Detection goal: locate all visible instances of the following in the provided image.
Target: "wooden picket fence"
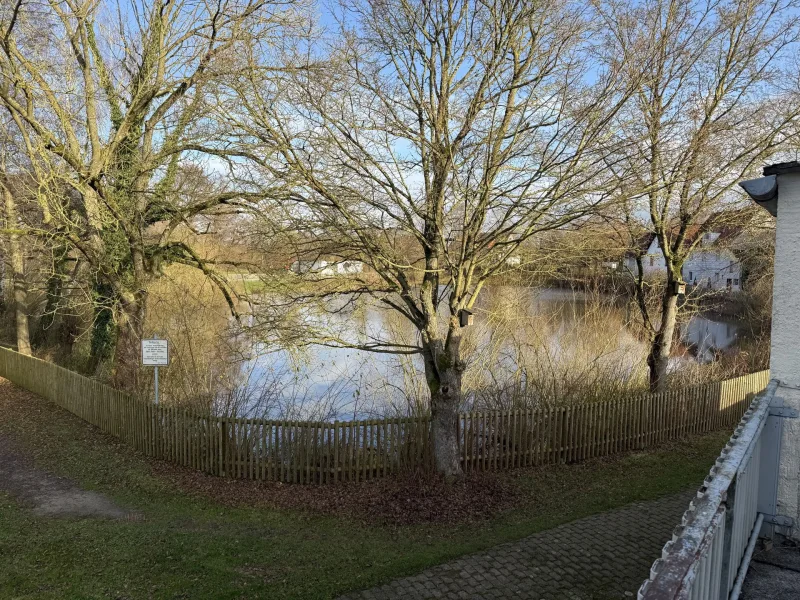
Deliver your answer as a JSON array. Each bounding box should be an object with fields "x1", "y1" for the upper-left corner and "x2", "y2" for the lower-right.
[{"x1": 0, "y1": 347, "x2": 769, "y2": 484}]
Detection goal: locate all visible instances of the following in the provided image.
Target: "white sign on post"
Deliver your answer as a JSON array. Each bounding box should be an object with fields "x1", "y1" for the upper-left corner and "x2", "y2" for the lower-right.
[
  {"x1": 142, "y1": 337, "x2": 169, "y2": 405},
  {"x1": 141, "y1": 338, "x2": 169, "y2": 366}
]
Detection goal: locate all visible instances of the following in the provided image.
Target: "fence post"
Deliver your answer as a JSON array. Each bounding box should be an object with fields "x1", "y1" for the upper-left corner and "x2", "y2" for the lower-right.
[{"x1": 221, "y1": 418, "x2": 229, "y2": 478}]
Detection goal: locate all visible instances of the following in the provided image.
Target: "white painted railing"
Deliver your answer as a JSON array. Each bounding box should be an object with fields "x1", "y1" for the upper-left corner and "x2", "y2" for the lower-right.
[{"x1": 638, "y1": 380, "x2": 793, "y2": 600}]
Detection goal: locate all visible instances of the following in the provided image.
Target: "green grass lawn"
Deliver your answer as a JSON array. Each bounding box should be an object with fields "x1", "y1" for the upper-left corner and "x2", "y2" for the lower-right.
[
  {"x1": 0, "y1": 384, "x2": 730, "y2": 600},
  {"x1": 242, "y1": 279, "x2": 269, "y2": 294}
]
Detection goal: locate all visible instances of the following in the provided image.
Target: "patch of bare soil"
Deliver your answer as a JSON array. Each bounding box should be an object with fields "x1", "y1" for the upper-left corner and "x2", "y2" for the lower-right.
[{"x1": 0, "y1": 433, "x2": 137, "y2": 520}]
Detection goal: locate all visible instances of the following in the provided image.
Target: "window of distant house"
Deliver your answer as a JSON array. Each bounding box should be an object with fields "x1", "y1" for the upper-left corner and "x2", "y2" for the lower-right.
[
  {"x1": 689, "y1": 271, "x2": 693, "y2": 281},
  {"x1": 649, "y1": 256, "x2": 654, "y2": 266},
  {"x1": 727, "y1": 278, "x2": 732, "y2": 289},
  {"x1": 734, "y1": 278, "x2": 739, "y2": 286}
]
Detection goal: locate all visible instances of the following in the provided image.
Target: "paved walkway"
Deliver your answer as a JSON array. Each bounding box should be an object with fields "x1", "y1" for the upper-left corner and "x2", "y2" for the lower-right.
[{"x1": 339, "y1": 491, "x2": 695, "y2": 600}]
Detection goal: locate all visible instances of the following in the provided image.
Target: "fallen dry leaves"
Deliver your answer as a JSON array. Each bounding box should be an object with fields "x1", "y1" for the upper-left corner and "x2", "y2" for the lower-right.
[{"x1": 150, "y1": 462, "x2": 520, "y2": 527}]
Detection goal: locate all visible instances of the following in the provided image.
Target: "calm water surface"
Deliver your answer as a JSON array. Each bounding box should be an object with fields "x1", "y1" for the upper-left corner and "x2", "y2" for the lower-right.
[{"x1": 235, "y1": 288, "x2": 743, "y2": 420}]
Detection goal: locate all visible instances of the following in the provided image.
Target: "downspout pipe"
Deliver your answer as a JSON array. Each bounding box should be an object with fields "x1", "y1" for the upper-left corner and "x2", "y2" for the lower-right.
[{"x1": 729, "y1": 513, "x2": 765, "y2": 600}]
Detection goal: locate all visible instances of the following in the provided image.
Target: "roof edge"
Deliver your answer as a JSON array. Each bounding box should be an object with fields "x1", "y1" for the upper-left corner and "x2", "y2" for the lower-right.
[
  {"x1": 739, "y1": 175, "x2": 778, "y2": 217},
  {"x1": 763, "y1": 161, "x2": 800, "y2": 176}
]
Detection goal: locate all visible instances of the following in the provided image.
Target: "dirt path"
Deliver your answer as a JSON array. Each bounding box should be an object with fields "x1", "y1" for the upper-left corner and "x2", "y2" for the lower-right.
[{"x1": 0, "y1": 433, "x2": 137, "y2": 519}]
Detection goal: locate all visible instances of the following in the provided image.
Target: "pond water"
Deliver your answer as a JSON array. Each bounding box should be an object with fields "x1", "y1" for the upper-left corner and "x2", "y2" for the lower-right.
[
  {"x1": 232, "y1": 288, "x2": 743, "y2": 421},
  {"x1": 681, "y1": 315, "x2": 742, "y2": 362}
]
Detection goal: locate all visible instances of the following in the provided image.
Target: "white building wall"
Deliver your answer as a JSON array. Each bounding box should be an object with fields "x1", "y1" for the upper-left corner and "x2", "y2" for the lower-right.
[
  {"x1": 642, "y1": 239, "x2": 668, "y2": 275},
  {"x1": 770, "y1": 171, "x2": 800, "y2": 535},
  {"x1": 683, "y1": 249, "x2": 741, "y2": 291},
  {"x1": 625, "y1": 239, "x2": 668, "y2": 276},
  {"x1": 290, "y1": 259, "x2": 363, "y2": 277},
  {"x1": 625, "y1": 238, "x2": 742, "y2": 291},
  {"x1": 336, "y1": 261, "x2": 364, "y2": 275},
  {"x1": 681, "y1": 317, "x2": 739, "y2": 362}
]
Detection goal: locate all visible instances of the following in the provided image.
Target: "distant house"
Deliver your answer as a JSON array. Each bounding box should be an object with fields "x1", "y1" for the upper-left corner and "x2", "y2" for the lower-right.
[
  {"x1": 624, "y1": 230, "x2": 743, "y2": 292},
  {"x1": 289, "y1": 258, "x2": 364, "y2": 277}
]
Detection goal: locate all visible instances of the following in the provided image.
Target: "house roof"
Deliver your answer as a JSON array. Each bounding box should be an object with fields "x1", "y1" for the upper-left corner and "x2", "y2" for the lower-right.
[
  {"x1": 625, "y1": 207, "x2": 758, "y2": 257},
  {"x1": 698, "y1": 206, "x2": 759, "y2": 245},
  {"x1": 763, "y1": 161, "x2": 800, "y2": 176},
  {"x1": 630, "y1": 232, "x2": 657, "y2": 254}
]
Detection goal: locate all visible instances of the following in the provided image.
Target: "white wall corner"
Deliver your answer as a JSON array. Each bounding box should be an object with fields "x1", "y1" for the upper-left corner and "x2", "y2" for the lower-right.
[
  {"x1": 770, "y1": 172, "x2": 800, "y2": 388},
  {"x1": 769, "y1": 170, "x2": 800, "y2": 534},
  {"x1": 777, "y1": 386, "x2": 800, "y2": 533}
]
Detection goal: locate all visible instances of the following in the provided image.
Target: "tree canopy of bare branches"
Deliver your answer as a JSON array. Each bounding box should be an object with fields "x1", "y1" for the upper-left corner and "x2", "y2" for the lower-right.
[
  {"x1": 603, "y1": 0, "x2": 800, "y2": 390},
  {"x1": 0, "y1": 0, "x2": 302, "y2": 383},
  {"x1": 1, "y1": 0, "x2": 798, "y2": 478},
  {"x1": 221, "y1": 0, "x2": 640, "y2": 475}
]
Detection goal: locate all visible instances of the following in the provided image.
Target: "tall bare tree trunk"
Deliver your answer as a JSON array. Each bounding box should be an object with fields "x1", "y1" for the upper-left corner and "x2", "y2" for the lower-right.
[
  {"x1": 428, "y1": 368, "x2": 463, "y2": 476},
  {"x1": 647, "y1": 286, "x2": 679, "y2": 392},
  {"x1": 111, "y1": 293, "x2": 146, "y2": 390},
  {"x1": 1, "y1": 257, "x2": 13, "y2": 310},
  {"x1": 422, "y1": 321, "x2": 464, "y2": 478},
  {"x1": 2, "y1": 183, "x2": 31, "y2": 355},
  {"x1": 31, "y1": 244, "x2": 69, "y2": 350}
]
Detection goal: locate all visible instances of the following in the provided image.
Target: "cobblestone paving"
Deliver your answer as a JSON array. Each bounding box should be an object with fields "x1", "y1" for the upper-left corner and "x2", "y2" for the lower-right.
[{"x1": 339, "y1": 491, "x2": 695, "y2": 600}]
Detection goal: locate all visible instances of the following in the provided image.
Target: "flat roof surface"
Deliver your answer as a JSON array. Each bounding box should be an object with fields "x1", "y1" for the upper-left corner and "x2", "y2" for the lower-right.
[{"x1": 741, "y1": 540, "x2": 800, "y2": 599}]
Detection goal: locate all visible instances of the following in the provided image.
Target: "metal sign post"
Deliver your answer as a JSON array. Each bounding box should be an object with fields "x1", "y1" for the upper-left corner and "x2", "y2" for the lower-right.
[
  {"x1": 155, "y1": 361, "x2": 159, "y2": 406},
  {"x1": 141, "y1": 335, "x2": 169, "y2": 404}
]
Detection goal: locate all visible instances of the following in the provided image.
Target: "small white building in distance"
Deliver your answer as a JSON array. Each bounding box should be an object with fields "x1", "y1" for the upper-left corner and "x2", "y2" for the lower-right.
[
  {"x1": 625, "y1": 230, "x2": 743, "y2": 292},
  {"x1": 290, "y1": 258, "x2": 364, "y2": 277}
]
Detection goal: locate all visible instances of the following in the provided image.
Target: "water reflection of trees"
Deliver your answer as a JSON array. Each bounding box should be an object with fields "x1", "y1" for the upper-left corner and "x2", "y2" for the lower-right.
[
  {"x1": 149, "y1": 280, "x2": 760, "y2": 420},
  {"x1": 241, "y1": 287, "x2": 655, "y2": 418},
  {"x1": 463, "y1": 287, "x2": 650, "y2": 409}
]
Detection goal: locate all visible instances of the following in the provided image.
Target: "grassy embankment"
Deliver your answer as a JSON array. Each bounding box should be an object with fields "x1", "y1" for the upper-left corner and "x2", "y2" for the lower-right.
[{"x1": 0, "y1": 381, "x2": 729, "y2": 600}]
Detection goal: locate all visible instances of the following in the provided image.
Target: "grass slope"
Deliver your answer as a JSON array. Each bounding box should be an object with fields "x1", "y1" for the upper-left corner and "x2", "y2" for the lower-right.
[{"x1": 0, "y1": 380, "x2": 729, "y2": 599}]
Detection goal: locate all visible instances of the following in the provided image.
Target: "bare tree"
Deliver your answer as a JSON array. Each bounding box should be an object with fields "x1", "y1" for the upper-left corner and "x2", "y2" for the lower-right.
[
  {"x1": 0, "y1": 0, "x2": 300, "y2": 385},
  {"x1": 222, "y1": 0, "x2": 637, "y2": 475},
  {"x1": 603, "y1": 0, "x2": 800, "y2": 391},
  {"x1": 0, "y1": 140, "x2": 31, "y2": 355}
]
